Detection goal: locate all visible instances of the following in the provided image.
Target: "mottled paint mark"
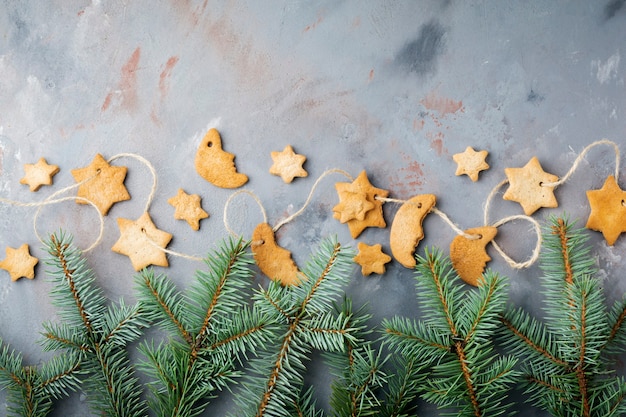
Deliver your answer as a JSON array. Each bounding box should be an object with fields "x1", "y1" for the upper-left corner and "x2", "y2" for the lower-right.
[
  {"x1": 159, "y1": 56, "x2": 179, "y2": 99},
  {"x1": 303, "y1": 12, "x2": 325, "y2": 33},
  {"x1": 396, "y1": 20, "x2": 445, "y2": 76},
  {"x1": 413, "y1": 118, "x2": 425, "y2": 131},
  {"x1": 527, "y1": 88, "x2": 544, "y2": 104},
  {"x1": 101, "y1": 47, "x2": 141, "y2": 113},
  {"x1": 605, "y1": 0, "x2": 626, "y2": 19},
  {"x1": 428, "y1": 132, "x2": 445, "y2": 156},
  {"x1": 388, "y1": 152, "x2": 426, "y2": 198},
  {"x1": 420, "y1": 90, "x2": 463, "y2": 116},
  {"x1": 368, "y1": 69, "x2": 375, "y2": 82},
  {"x1": 352, "y1": 16, "x2": 361, "y2": 28}
]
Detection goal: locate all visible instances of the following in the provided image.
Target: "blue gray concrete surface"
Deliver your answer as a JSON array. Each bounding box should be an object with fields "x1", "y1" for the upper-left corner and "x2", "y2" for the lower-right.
[{"x1": 1, "y1": 1, "x2": 626, "y2": 415}]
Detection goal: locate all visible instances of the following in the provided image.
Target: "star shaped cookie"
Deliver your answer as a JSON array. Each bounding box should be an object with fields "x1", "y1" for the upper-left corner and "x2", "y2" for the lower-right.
[
  {"x1": 332, "y1": 190, "x2": 375, "y2": 223},
  {"x1": 269, "y1": 145, "x2": 308, "y2": 183},
  {"x1": 0, "y1": 244, "x2": 38, "y2": 281},
  {"x1": 452, "y1": 147, "x2": 489, "y2": 182},
  {"x1": 586, "y1": 175, "x2": 626, "y2": 245},
  {"x1": 503, "y1": 156, "x2": 559, "y2": 215},
  {"x1": 112, "y1": 212, "x2": 173, "y2": 271},
  {"x1": 19, "y1": 157, "x2": 60, "y2": 191},
  {"x1": 333, "y1": 171, "x2": 389, "y2": 238},
  {"x1": 71, "y1": 154, "x2": 131, "y2": 215},
  {"x1": 167, "y1": 189, "x2": 209, "y2": 231},
  {"x1": 353, "y1": 242, "x2": 391, "y2": 276}
]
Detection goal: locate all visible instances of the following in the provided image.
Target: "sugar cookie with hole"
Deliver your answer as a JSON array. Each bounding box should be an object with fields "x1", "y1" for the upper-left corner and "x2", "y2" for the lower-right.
[
  {"x1": 195, "y1": 128, "x2": 248, "y2": 188},
  {"x1": 251, "y1": 223, "x2": 303, "y2": 286},
  {"x1": 390, "y1": 194, "x2": 436, "y2": 268},
  {"x1": 450, "y1": 226, "x2": 497, "y2": 286}
]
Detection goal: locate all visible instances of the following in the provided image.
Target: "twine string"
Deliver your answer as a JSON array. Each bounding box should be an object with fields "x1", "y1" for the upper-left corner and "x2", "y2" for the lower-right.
[
  {"x1": 542, "y1": 139, "x2": 620, "y2": 188},
  {"x1": 273, "y1": 168, "x2": 353, "y2": 232},
  {"x1": 0, "y1": 175, "x2": 104, "y2": 252},
  {"x1": 490, "y1": 214, "x2": 542, "y2": 270},
  {"x1": 223, "y1": 189, "x2": 268, "y2": 237}
]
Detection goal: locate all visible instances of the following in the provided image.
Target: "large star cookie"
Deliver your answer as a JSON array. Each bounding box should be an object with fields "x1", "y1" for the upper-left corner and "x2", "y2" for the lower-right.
[
  {"x1": 269, "y1": 145, "x2": 308, "y2": 183},
  {"x1": 0, "y1": 244, "x2": 38, "y2": 281},
  {"x1": 20, "y1": 157, "x2": 60, "y2": 191},
  {"x1": 503, "y1": 156, "x2": 558, "y2": 215},
  {"x1": 452, "y1": 147, "x2": 489, "y2": 182},
  {"x1": 333, "y1": 171, "x2": 388, "y2": 238},
  {"x1": 353, "y1": 242, "x2": 391, "y2": 276},
  {"x1": 71, "y1": 154, "x2": 131, "y2": 215},
  {"x1": 112, "y1": 212, "x2": 173, "y2": 271},
  {"x1": 167, "y1": 189, "x2": 209, "y2": 231},
  {"x1": 586, "y1": 175, "x2": 626, "y2": 245}
]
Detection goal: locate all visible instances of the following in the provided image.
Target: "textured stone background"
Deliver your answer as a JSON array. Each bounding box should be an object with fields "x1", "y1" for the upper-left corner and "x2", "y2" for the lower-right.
[{"x1": 1, "y1": 1, "x2": 626, "y2": 415}]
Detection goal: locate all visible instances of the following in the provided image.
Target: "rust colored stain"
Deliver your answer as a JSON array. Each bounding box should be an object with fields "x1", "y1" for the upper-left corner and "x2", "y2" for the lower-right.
[
  {"x1": 427, "y1": 131, "x2": 446, "y2": 156},
  {"x1": 404, "y1": 160, "x2": 425, "y2": 188},
  {"x1": 388, "y1": 153, "x2": 426, "y2": 198},
  {"x1": 303, "y1": 12, "x2": 325, "y2": 33},
  {"x1": 159, "y1": 56, "x2": 179, "y2": 99},
  {"x1": 420, "y1": 90, "x2": 463, "y2": 116},
  {"x1": 101, "y1": 47, "x2": 141, "y2": 113},
  {"x1": 369, "y1": 69, "x2": 375, "y2": 82},
  {"x1": 413, "y1": 118, "x2": 425, "y2": 131}
]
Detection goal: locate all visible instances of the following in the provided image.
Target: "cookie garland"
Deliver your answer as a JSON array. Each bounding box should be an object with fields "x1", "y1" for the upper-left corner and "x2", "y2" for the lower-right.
[{"x1": 496, "y1": 139, "x2": 623, "y2": 245}]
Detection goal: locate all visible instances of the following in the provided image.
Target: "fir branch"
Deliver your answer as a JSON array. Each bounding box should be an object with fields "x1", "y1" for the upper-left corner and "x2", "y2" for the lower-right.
[
  {"x1": 44, "y1": 232, "x2": 148, "y2": 417},
  {"x1": 379, "y1": 356, "x2": 426, "y2": 417},
  {"x1": 235, "y1": 238, "x2": 355, "y2": 417},
  {"x1": 384, "y1": 248, "x2": 516, "y2": 416},
  {"x1": 499, "y1": 216, "x2": 626, "y2": 416}
]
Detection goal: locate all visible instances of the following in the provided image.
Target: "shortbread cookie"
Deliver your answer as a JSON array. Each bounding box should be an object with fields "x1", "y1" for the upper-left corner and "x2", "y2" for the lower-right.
[
  {"x1": 195, "y1": 128, "x2": 248, "y2": 189},
  {"x1": 353, "y1": 242, "x2": 391, "y2": 276},
  {"x1": 251, "y1": 222, "x2": 302, "y2": 286},
  {"x1": 452, "y1": 147, "x2": 489, "y2": 182},
  {"x1": 586, "y1": 175, "x2": 626, "y2": 245},
  {"x1": 450, "y1": 226, "x2": 497, "y2": 286},
  {"x1": 389, "y1": 194, "x2": 436, "y2": 268},
  {"x1": 20, "y1": 157, "x2": 60, "y2": 191},
  {"x1": 0, "y1": 244, "x2": 38, "y2": 281},
  {"x1": 269, "y1": 145, "x2": 308, "y2": 183},
  {"x1": 71, "y1": 154, "x2": 130, "y2": 215},
  {"x1": 112, "y1": 212, "x2": 173, "y2": 271},
  {"x1": 167, "y1": 188, "x2": 209, "y2": 231}
]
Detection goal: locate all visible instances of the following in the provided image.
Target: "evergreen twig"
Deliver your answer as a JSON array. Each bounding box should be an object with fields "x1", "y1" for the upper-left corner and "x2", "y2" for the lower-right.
[
  {"x1": 499, "y1": 215, "x2": 626, "y2": 416},
  {"x1": 384, "y1": 248, "x2": 517, "y2": 416}
]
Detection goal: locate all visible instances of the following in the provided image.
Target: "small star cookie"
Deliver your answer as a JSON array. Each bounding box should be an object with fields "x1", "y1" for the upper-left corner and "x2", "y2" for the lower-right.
[
  {"x1": 167, "y1": 189, "x2": 209, "y2": 231},
  {"x1": 503, "y1": 156, "x2": 558, "y2": 215},
  {"x1": 0, "y1": 244, "x2": 38, "y2": 281},
  {"x1": 333, "y1": 171, "x2": 389, "y2": 238},
  {"x1": 71, "y1": 154, "x2": 131, "y2": 215},
  {"x1": 585, "y1": 175, "x2": 626, "y2": 245},
  {"x1": 20, "y1": 158, "x2": 60, "y2": 191},
  {"x1": 332, "y1": 190, "x2": 375, "y2": 223},
  {"x1": 112, "y1": 212, "x2": 173, "y2": 271},
  {"x1": 353, "y1": 242, "x2": 391, "y2": 276},
  {"x1": 452, "y1": 147, "x2": 489, "y2": 182},
  {"x1": 269, "y1": 145, "x2": 308, "y2": 183}
]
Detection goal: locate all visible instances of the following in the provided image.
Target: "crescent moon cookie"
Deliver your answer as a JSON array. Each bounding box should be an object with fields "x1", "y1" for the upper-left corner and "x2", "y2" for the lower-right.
[
  {"x1": 20, "y1": 157, "x2": 60, "y2": 191},
  {"x1": 195, "y1": 128, "x2": 248, "y2": 189},
  {"x1": 251, "y1": 223, "x2": 303, "y2": 286},
  {"x1": 389, "y1": 194, "x2": 436, "y2": 268},
  {"x1": 450, "y1": 226, "x2": 498, "y2": 287},
  {"x1": 333, "y1": 171, "x2": 389, "y2": 238}
]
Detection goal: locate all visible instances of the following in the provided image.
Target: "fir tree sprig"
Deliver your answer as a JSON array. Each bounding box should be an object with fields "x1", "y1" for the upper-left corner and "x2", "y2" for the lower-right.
[
  {"x1": 234, "y1": 237, "x2": 356, "y2": 417},
  {"x1": 0, "y1": 338, "x2": 82, "y2": 417},
  {"x1": 136, "y1": 237, "x2": 280, "y2": 417},
  {"x1": 41, "y1": 232, "x2": 149, "y2": 417},
  {"x1": 383, "y1": 248, "x2": 517, "y2": 417},
  {"x1": 325, "y1": 298, "x2": 387, "y2": 417},
  {"x1": 499, "y1": 216, "x2": 626, "y2": 417}
]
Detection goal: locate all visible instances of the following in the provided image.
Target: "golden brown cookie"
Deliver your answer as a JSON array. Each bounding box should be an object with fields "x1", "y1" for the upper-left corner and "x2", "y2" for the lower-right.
[
  {"x1": 503, "y1": 156, "x2": 558, "y2": 215},
  {"x1": 0, "y1": 244, "x2": 38, "y2": 281},
  {"x1": 20, "y1": 157, "x2": 60, "y2": 191},
  {"x1": 353, "y1": 242, "x2": 392, "y2": 276},
  {"x1": 333, "y1": 190, "x2": 374, "y2": 223},
  {"x1": 251, "y1": 222, "x2": 303, "y2": 286},
  {"x1": 450, "y1": 226, "x2": 497, "y2": 286},
  {"x1": 71, "y1": 154, "x2": 131, "y2": 215},
  {"x1": 195, "y1": 128, "x2": 248, "y2": 189},
  {"x1": 111, "y1": 212, "x2": 173, "y2": 271},
  {"x1": 389, "y1": 194, "x2": 436, "y2": 268},
  {"x1": 167, "y1": 188, "x2": 209, "y2": 231},
  {"x1": 585, "y1": 175, "x2": 626, "y2": 245},
  {"x1": 269, "y1": 145, "x2": 308, "y2": 183},
  {"x1": 452, "y1": 146, "x2": 489, "y2": 182},
  {"x1": 333, "y1": 171, "x2": 388, "y2": 238}
]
